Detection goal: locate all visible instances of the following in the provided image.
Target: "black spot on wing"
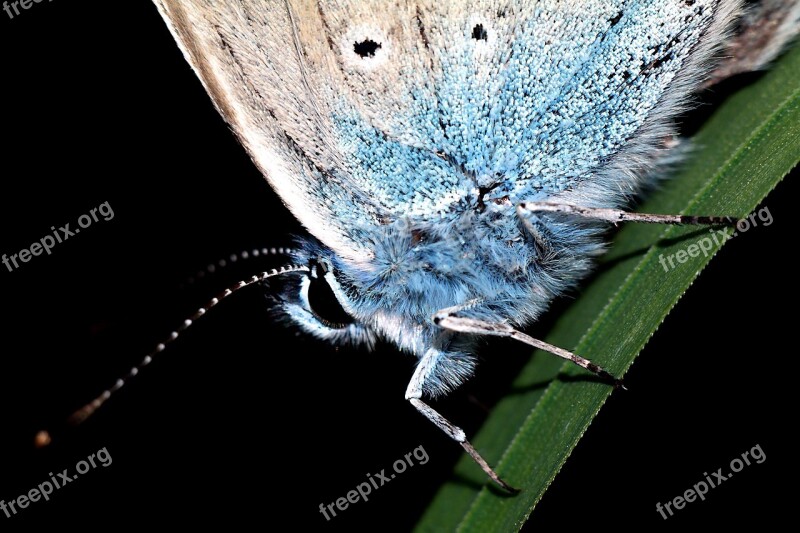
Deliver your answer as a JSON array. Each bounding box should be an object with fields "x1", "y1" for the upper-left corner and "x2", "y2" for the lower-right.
[
  {"x1": 472, "y1": 24, "x2": 488, "y2": 41},
  {"x1": 354, "y1": 39, "x2": 382, "y2": 58}
]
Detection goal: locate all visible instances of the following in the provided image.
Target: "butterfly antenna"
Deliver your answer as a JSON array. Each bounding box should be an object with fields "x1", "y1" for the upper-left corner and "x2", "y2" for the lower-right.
[
  {"x1": 36, "y1": 263, "x2": 309, "y2": 448},
  {"x1": 181, "y1": 246, "x2": 294, "y2": 288}
]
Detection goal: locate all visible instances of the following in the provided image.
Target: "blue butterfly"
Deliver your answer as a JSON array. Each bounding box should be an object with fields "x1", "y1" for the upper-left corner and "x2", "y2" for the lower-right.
[{"x1": 60, "y1": 0, "x2": 799, "y2": 491}]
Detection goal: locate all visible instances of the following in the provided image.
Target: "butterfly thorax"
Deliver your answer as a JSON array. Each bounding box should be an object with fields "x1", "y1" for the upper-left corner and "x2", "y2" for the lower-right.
[{"x1": 316, "y1": 200, "x2": 604, "y2": 357}]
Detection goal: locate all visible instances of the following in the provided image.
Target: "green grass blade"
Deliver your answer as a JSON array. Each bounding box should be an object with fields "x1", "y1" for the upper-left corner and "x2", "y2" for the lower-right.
[{"x1": 415, "y1": 44, "x2": 800, "y2": 533}]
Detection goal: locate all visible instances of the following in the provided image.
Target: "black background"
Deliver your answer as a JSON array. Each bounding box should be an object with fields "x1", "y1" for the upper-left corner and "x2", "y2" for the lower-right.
[{"x1": 0, "y1": 2, "x2": 794, "y2": 531}]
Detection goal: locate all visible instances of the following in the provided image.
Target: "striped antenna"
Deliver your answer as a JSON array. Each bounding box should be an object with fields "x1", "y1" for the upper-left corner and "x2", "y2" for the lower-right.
[
  {"x1": 181, "y1": 247, "x2": 295, "y2": 288},
  {"x1": 36, "y1": 263, "x2": 309, "y2": 447}
]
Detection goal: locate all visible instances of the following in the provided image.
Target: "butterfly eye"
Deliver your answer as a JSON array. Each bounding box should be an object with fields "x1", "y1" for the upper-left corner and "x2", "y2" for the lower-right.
[
  {"x1": 472, "y1": 24, "x2": 488, "y2": 41},
  {"x1": 353, "y1": 39, "x2": 382, "y2": 58},
  {"x1": 304, "y1": 263, "x2": 354, "y2": 329}
]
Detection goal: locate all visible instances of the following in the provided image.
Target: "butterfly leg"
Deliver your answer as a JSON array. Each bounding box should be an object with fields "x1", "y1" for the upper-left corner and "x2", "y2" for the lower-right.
[
  {"x1": 433, "y1": 307, "x2": 623, "y2": 389},
  {"x1": 518, "y1": 202, "x2": 738, "y2": 226},
  {"x1": 406, "y1": 348, "x2": 519, "y2": 493}
]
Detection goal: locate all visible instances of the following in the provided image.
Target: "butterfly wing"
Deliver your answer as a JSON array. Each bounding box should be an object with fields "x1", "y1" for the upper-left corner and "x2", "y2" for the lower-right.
[
  {"x1": 154, "y1": 1, "x2": 740, "y2": 262},
  {"x1": 154, "y1": 1, "x2": 391, "y2": 262},
  {"x1": 301, "y1": 0, "x2": 740, "y2": 207}
]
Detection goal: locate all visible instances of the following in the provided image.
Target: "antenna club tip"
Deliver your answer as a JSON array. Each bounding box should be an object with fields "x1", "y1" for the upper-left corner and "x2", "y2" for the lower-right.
[{"x1": 34, "y1": 430, "x2": 52, "y2": 448}]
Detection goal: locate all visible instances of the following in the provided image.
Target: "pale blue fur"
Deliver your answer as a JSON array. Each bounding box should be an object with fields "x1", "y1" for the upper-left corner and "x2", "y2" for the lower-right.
[
  {"x1": 285, "y1": 209, "x2": 603, "y2": 395},
  {"x1": 269, "y1": 0, "x2": 745, "y2": 397}
]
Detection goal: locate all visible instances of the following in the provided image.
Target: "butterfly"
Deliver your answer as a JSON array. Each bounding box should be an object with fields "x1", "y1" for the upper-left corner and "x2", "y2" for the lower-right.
[{"x1": 53, "y1": 0, "x2": 799, "y2": 492}]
